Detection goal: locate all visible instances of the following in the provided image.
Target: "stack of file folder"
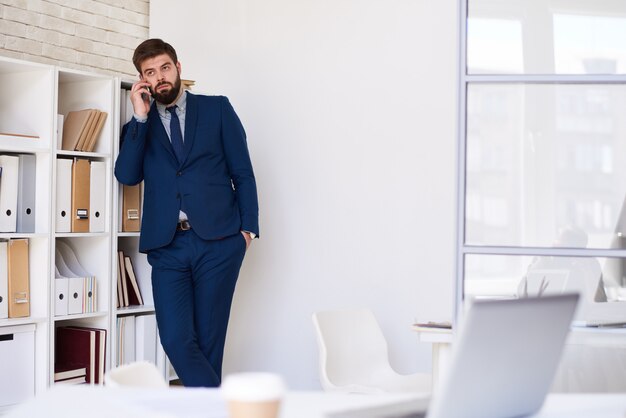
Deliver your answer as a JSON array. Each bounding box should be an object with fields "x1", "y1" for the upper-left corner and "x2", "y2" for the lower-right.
[
  {"x1": 0, "y1": 239, "x2": 30, "y2": 319},
  {"x1": 116, "y1": 251, "x2": 143, "y2": 308},
  {"x1": 116, "y1": 314, "x2": 157, "y2": 367},
  {"x1": 54, "y1": 240, "x2": 97, "y2": 316},
  {"x1": 55, "y1": 326, "x2": 106, "y2": 385},
  {"x1": 61, "y1": 109, "x2": 107, "y2": 152},
  {"x1": 56, "y1": 158, "x2": 106, "y2": 233},
  {"x1": 0, "y1": 154, "x2": 37, "y2": 233}
]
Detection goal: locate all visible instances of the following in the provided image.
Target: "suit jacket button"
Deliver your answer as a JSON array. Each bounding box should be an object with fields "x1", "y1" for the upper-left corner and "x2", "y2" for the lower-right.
[{"x1": 177, "y1": 171, "x2": 182, "y2": 176}]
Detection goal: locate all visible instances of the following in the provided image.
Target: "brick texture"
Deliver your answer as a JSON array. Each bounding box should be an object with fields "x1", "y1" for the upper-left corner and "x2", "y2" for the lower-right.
[{"x1": 0, "y1": 0, "x2": 148, "y2": 76}]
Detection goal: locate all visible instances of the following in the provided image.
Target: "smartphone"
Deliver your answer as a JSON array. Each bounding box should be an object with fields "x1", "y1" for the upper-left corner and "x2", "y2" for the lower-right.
[{"x1": 141, "y1": 85, "x2": 152, "y2": 101}]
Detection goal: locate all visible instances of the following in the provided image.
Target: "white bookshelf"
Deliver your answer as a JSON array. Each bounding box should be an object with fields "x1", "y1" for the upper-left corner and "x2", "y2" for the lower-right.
[
  {"x1": 50, "y1": 67, "x2": 115, "y2": 388},
  {"x1": 0, "y1": 56, "x2": 166, "y2": 407}
]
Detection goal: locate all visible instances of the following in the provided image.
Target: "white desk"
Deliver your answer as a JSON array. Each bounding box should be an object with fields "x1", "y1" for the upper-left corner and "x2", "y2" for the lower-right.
[
  {"x1": 411, "y1": 325, "x2": 453, "y2": 391},
  {"x1": 4, "y1": 386, "x2": 626, "y2": 418},
  {"x1": 412, "y1": 325, "x2": 626, "y2": 393}
]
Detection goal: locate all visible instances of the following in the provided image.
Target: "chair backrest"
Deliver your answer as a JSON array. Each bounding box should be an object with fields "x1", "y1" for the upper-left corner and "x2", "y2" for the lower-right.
[
  {"x1": 104, "y1": 361, "x2": 168, "y2": 388},
  {"x1": 312, "y1": 309, "x2": 390, "y2": 388}
]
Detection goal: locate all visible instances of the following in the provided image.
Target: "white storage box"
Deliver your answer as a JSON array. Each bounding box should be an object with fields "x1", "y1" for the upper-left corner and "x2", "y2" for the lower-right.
[{"x1": 0, "y1": 324, "x2": 35, "y2": 406}]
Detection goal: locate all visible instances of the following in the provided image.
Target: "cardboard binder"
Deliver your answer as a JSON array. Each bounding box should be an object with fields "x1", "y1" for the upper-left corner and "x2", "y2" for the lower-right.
[
  {"x1": 77, "y1": 110, "x2": 99, "y2": 152},
  {"x1": 74, "y1": 110, "x2": 97, "y2": 152},
  {"x1": 0, "y1": 155, "x2": 19, "y2": 232},
  {"x1": 83, "y1": 111, "x2": 107, "y2": 152},
  {"x1": 71, "y1": 158, "x2": 90, "y2": 233},
  {"x1": 56, "y1": 159, "x2": 72, "y2": 233},
  {"x1": 122, "y1": 183, "x2": 141, "y2": 232},
  {"x1": 61, "y1": 110, "x2": 92, "y2": 151},
  {"x1": 17, "y1": 154, "x2": 36, "y2": 233},
  {"x1": 7, "y1": 239, "x2": 29, "y2": 318},
  {"x1": 89, "y1": 161, "x2": 105, "y2": 232},
  {"x1": 0, "y1": 242, "x2": 7, "y2": 319}
]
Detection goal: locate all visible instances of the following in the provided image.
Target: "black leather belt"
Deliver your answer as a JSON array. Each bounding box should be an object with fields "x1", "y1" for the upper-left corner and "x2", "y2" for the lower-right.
[{"x1": 176, "y1": 220, "x2": 191, "y2": 231}]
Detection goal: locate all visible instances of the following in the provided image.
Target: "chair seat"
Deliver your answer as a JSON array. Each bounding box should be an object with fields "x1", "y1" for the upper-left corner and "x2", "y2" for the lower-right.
[{"x1": 312, "y1": 309, "x2": 432, "y2": 394}]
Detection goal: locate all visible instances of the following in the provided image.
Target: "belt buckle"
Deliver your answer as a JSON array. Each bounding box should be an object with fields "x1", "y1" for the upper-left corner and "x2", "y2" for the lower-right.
[{"x1": 178, "y1": 220, "x2": 191, "y2": 231}]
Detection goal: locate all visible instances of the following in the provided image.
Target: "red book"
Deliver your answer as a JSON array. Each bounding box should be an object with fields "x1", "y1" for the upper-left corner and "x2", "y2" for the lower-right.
[
  {"x1": 124, "y1": 256, "x2": 143, "y2": 306},
  {"x1": 55, "y1": 327, "x2": 96, "y2": 384},
  {"x1": 65, "y1": 326, "x2": 107, "y2": 384}
]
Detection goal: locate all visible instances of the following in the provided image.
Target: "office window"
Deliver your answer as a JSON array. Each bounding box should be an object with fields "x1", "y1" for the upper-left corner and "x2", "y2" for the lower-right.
[
  {"x1": 467, "y1": 0, "x2": 626, "y2": 74},
  {"x1": 466, "y1": 83, "x2": 626, "y2": 249},
  {"x1": 459, "y1": 0, "x2": 626, "y2": 323}
]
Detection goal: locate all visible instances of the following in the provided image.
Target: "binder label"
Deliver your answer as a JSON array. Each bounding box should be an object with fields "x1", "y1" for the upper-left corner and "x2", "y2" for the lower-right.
[{"x1": 76, "y1": 209, "x2": 88, "y2": 219}]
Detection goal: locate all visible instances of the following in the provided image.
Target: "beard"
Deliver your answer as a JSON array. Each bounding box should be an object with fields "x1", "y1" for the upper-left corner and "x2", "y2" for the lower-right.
[{"x1": 152, "y1": 73, "x2": 182, "y2": 105}]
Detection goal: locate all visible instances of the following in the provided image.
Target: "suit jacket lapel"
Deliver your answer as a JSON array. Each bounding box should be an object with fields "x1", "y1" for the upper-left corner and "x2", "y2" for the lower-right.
[{"x1": 181, "y1": 92, "x2": 198, "y2": 165}]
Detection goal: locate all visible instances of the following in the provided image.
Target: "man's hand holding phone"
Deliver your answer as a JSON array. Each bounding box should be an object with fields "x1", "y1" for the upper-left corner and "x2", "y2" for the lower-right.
[{"x1": 130, "y1": 80, "x2": 152, "y2": 119}]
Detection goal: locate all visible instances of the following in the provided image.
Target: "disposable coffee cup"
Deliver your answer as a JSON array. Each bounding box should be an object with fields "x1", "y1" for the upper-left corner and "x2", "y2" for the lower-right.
[{"x1": 221, "y1": 372, "x2": 285, "y2": 418}]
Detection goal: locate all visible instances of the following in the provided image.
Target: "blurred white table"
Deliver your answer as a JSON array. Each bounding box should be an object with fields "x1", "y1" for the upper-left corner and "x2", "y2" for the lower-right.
[
  {"x1": 411, "y1": 324, "x2": 453, "y2": 391},
  {"x1": 412, "y1": 323, "x2": 626, "y2": 393},
  {"x1": 4, "y1": 386, "x2": 626, "y2": 418}
]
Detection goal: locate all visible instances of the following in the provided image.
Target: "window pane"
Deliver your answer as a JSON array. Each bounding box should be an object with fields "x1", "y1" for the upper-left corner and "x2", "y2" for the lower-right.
[
  {"x1": 468, "y1": 0, "x2": 626, "y2": 74},
  {"x1": 464, "y1": 254, "x2": 626, "y2": 322},
  {"x1": 466, "y1": 83, "x2": 626, "y2": 249}
]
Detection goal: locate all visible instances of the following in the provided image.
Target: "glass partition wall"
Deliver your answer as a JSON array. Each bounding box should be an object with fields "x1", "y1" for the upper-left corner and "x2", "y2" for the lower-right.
[{"x1": 457, "y1": 0, "x2": 626, "y2": 324}]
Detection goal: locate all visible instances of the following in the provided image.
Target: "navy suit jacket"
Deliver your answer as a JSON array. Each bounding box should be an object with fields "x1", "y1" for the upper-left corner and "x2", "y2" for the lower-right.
[{"x1": 114, "y1": 93, "x2": 259, "y2": 253}]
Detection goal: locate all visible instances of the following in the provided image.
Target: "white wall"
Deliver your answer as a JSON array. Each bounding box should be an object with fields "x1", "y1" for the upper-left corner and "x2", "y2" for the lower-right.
[{"x1": 150, "y1": 0, "x2": 458, "y2": 389}]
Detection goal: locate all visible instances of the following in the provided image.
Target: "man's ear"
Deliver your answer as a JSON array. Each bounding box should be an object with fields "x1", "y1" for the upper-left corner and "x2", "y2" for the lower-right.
[{"x1": 176, "y1": 61, "x2": 182, "y2": 74}]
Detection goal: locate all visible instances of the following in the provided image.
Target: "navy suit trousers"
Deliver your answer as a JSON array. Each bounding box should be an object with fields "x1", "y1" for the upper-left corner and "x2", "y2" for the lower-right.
[{"x1": 147, "y1": 230, "x2": 246, "y2": 387}]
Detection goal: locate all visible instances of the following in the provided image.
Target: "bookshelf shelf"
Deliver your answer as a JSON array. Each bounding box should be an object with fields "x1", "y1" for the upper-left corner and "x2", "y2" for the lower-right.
[
  {"x1": 54, "y1": 232, "x2": 110, "y2": 238},
  {"x1": 0, "y1": 139, "x2": 50, "y2": 153},
  {"x1": 0, "y1": 317, "x2": 48, "y2": 327},
  {"x1": 116, "y1": 305, "x2": 156, "y2": 315},
  {"x1": 53, "y1": 311, "x2": 109, "y2": 322},
  {"x1": 117, "y1": 232, "x2": 141, "y2": 238},
  {"x1": 55, "y1": 150, "x2": 110, "y2": 159},
  {"x1": 0, "y1": 233, "x2": 49, "y2": 240}
]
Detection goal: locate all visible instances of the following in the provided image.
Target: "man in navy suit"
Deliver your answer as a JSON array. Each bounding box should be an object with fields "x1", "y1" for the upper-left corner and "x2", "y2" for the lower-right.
[{"x1": 115, "y1": 39, "x2": 258, "y2": 387}]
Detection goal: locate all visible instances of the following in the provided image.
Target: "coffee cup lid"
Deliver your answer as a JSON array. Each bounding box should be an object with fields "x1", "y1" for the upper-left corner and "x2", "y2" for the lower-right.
[{"x1": 221, "y1": 372, "x2": 285, "y2": 401}]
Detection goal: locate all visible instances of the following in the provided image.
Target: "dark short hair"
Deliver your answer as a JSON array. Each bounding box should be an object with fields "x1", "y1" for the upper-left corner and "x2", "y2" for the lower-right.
[{"x1": 132, "y1": 38, "x2": 178, "y2": 74}]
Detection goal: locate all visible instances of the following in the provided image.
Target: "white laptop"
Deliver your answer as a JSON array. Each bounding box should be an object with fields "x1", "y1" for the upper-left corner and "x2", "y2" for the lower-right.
[{"x1": 327, "y1": 294, "x2": 579, "y2": 418}]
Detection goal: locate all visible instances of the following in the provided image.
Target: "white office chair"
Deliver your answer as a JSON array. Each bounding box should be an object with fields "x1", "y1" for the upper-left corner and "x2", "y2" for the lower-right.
[
  {"x1": 104, "y1": 361, "x2": 168, "y2": 388},
  {"x1": 312, "y1": 309, "x2": 431, "y2": 394}
]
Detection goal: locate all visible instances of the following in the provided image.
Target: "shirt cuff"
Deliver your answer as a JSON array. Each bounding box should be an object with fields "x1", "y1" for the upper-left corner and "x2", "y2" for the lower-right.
[
  {"x1": 134, "y1": 114, "x2": 148, "y2": 123},
  {"x1": 242, "y1": 230, "x2": 257, "y2": 239}
]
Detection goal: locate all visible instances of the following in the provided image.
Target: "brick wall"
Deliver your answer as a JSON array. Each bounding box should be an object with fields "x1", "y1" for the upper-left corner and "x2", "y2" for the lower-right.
[{"x1": 0, "y1": 0, "x2": 149, "y2": 77}]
